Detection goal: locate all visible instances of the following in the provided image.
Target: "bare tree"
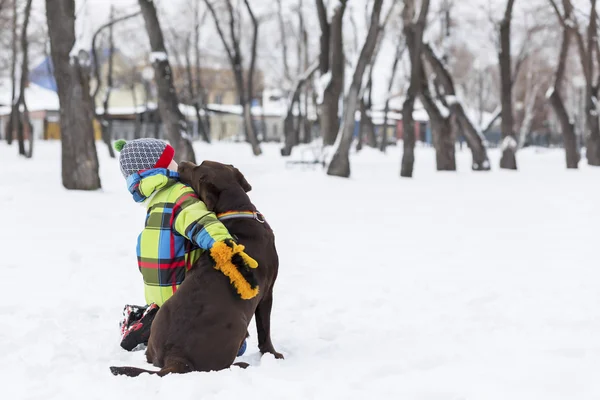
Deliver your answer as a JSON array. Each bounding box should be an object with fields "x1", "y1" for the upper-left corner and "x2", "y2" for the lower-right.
[
  {"x1": 139, "y1": 0, "x2": 196, "y2": 163},
  {"x1": 7, "y1": 0, "x2": 17, "y2": 145},
  {"x1": 14, "y1": 0, "x2": 33, "y2": 158},
  {"x1": 357, "y1": 75, "x2": 376, "y2": 151},
  {"x1": 46, "y1": 0, "x2": 101, "y2": 190},
  {"x1": 298, "y1": 0, "x2": 312, "y2": 144},
  {"x1": 281, "y1": 0, "x2": 315, "y2": 156},
  {"x1": 203, "y1": 0, "x2": 262, "y2": 155},
  {"x1": 548, "y1": 0, "x2": 579, "y2": 168},
  {"x1": 277, "y1": 0, "x2": 292, "y2": 84},
  {"x1": 422, "y1": 43, "x2": 490, "y2": 170},
  {"x1": 190, "y1": 1, "x2": 211, "y2": 143},
  {"x1": 91, "y1": 9, "x2": 140, "y2": 158},
  {"x1": 357, "y1": 2, "x2": 402, "y2": 153},
  {"x1": 576, "y1": 0, "x2": 600, "y2": 165},
  {"x1": 244, "y1": 0, "x2": 260, "y2": 146},
  {"x1": 517, "y1": 68, "x2": 542, "y2": 149},
  {"x1": 400, "y1": 0, "x2": 430, "y2": 178},
  {"x1": 169, "y1": 3, "x2": 212, "y2": 144},
  {"x1": 315, "y1": 0, "x2": 329, "y2": 76},
  {"x1": 317, "y1": 0, "x2": 347, "y2": 146},
  {"x1": 498, "y1": 0, "x2": 518, "y2": 170},
  {"x1": 381, "y1": 43, "x2": 404, "y2": 153},
  {"x1": 327, "y1": 0, "x2": 384, "y2": 178},
  {"x1": 419, "y1": 64, "x2": 456, "y2": 170},
  {"x1": 281, "y1": 62, "x2": 319, "y2": 156}
]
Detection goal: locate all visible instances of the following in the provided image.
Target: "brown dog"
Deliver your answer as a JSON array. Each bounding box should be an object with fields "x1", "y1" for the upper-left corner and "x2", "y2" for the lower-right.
[{"x1": 110, "y1": 161, "x2": 282, "y2": 377}]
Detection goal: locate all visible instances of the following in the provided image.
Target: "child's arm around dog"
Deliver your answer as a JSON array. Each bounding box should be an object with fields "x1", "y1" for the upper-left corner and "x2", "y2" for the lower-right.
[{"x1": 172, "y1": 185, "x2": 232, "y2": 249}]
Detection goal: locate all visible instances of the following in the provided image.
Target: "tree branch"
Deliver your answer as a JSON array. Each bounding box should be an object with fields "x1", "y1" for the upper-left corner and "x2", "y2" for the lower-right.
[
  {"x1": 549, "y1": 0, "x2": 565, "y2": 26},
  {"x1": 91, "y1": 10, "x2": 141, "y2": 103},
  {"x1": 244, "y1": 0, "x2": 259, "y2": 104},
  {"x1": 203, "y1": 0, "x2": 235, "y2": 65},
  {"x1": 277, "y1": 0, "x2": 291, "y2": 83},
  {"x1": 316, "y1": 0, "x2": 330, "y2": 74}
]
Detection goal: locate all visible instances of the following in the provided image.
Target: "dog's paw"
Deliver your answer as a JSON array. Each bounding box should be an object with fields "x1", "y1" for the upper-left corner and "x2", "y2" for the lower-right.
[
  {"x1": 233, "y1": 362, "x2": 250, "y2": 369},
  {"x1": 262, "y1": 350, "x2": 284, "y2": 360}
]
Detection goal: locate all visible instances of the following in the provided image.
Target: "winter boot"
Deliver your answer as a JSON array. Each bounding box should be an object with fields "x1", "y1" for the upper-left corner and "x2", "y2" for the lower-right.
[
  {"x1": 120, "y1": 303, "x2": 159, "y2": 351},
  {"x1": 119, "y1": 304, "x2": 147, "y2": 338}
]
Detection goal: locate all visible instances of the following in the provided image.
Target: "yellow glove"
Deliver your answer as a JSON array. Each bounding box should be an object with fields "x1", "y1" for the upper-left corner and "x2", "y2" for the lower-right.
[{"x1": 210, "y1": 240, "x2": 259, "y2": 300}]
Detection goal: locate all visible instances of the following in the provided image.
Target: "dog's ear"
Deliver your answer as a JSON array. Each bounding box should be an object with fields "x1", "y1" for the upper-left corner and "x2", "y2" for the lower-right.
[{"x1": 233, "y1": 167, "x2": 252, "y2": 193}]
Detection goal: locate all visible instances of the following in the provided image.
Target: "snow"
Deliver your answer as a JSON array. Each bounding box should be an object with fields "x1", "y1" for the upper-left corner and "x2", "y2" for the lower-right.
[
  {"x1": 315, "y1": 72, "x2": 332, "y2": 105},
  {"x1": 592, "y1": 97, "x2": 599, "y2": 113},
  {"x1": 2, "y1": 142, "x2": 600, "y2": 400},
  {"x1": 501, "y1": 136, "x2": 519, "y2": 151},
  {"x1": 180, "y1": 130, "x2": 191, "y2": 141},
  {"x1": 150, "y1": 52, "x2": 168, "y2": 63},
  {"x1": 565, "y1": 17, "x2": 577, "y2": 29},
  {"x1": 0, "y1": 80, "x2": 59, "y2": 113},
  {"x1": 445, "y1": 95, "x2": 458, "y2": 105},
  {"x1": 546, "y1": 87, "x2": 555, "y2": 99},
  {"x1": 435, "y1": 99, "x2": 451, "y2": 118}
]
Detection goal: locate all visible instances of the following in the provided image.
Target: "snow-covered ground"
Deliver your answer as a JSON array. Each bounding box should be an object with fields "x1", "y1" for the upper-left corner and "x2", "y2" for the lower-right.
[{"x1": 2, "y1": 141, "x2": 599, "y2": 400}]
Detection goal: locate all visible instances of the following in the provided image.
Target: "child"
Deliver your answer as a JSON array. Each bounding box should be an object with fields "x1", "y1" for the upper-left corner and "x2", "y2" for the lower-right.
[{"x1": 114, "y1": 138, "x2": 253, "y2": 356}]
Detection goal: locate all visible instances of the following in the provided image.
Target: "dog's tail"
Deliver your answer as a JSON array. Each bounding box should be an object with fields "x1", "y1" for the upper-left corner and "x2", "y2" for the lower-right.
[
  {"x1": 110, "y1": 361, "x2": 249, "y2": 377},
  {"x1": 110, "y1": 362, "x2": 189, "y2": 377},
  {"x1": 110, "y1": 366, "x2": 159, "y2": 377}
]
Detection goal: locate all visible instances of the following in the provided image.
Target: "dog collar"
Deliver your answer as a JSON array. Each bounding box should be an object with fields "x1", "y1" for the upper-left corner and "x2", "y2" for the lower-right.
[{"x1": 217, "y1": 211, "x2": 265, "y2": 224}]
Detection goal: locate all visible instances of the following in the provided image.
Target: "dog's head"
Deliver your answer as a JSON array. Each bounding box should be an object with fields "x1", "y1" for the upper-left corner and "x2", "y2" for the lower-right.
[{"x1": 178, "y1": 160, "x2": 252, "y2": 211}]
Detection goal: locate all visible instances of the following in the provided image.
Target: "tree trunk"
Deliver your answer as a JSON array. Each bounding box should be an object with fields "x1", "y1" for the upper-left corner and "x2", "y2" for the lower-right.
[
  {"x1": 131, "y1": 79, "x2": 142, "y2": 139},
  {"x1": 585, "y1": 0, "x2": 600, "y2": 165},
  {"x1": 138, "y1": 0, "x2": 196, "y2": 163},
  {"x1": 381, "y1": 44, "x2": 404, "y2": 153},
  {"x1": 363, "y1": 75, "x2": 377, "y2": 148},
  {"x1": 549, "y1": 89, "x2": 579, "y2": 168},
  {"x1": 101, "y1": 5, "x2": 116, "y2": 159},
  {"x1": 315, "y1": 0, "x2": 330, "y2": 76},
  {"x1": 191, "y1": 4, "x2": 210, "y2": 144},
  {"x1": 16, "y1": 0, "x2": 34, "y2": 158},
  {"x1": 204, "y1": 0, "x2": 261, "y2": 155},
  {"x1": 7, "y1": 0, "x2": 17, "y2": 145},
  {"x1": 400, "y1": 0, "x2": 430, "y2": 178},
  {"x1": 277, "y1": 0, "x2": 291, "y2": 83},
  {"x1": 301, "y1": 6, "x2": 311, "y2": 144},
  {"x1": 419, "y1": 66, "x2": 455, "y2": 171},
  {"x1": 422, "y1": 43, "x2": 490, "y2": 170},
  {"x1": 243, "y1": 0, "x2": 262, "y2": 155},
  {"x1": 184, "y1": 36, "x2": 210, "y2": 143},
  {"x1": 356, "y1": 97, "x2": 365, "y2": 152},
  {"x1": 499, "y1": 0, "x2": 517, "y2": 170},
  {"x1": 91, "y1": 10, "x2": 139, "y2": 157},
  {"x1": 321, "y1": 1, "x2": 346, "y2": 146},
  {"x1": 327, "y1": 0, "x2": 384, "y2": 178},
  {"x1": 46, "y1": 0, "x2": 101, "y2": 190}
]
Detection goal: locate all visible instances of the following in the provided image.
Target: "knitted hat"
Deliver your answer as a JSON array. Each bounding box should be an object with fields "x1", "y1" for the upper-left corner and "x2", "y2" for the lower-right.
[{"x1": 113, "y1": 138, "x2": 175, "y2": 178}]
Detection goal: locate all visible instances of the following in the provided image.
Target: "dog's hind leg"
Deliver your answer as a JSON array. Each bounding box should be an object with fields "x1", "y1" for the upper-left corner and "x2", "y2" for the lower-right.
[
  {"x1": 233, "y1": 362, "x2": 250, "y2": 369},
  {"x1": 254, "y1": 290, "x2": 284, "y2": 360},
  {"x1": 156, "y1": 361, "x2": 191, "y2": 377}
]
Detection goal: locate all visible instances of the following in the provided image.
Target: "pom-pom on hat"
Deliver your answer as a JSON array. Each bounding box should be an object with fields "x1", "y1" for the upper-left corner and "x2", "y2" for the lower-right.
[{"x1": 113, "y1": 138, "x2": 175, "y2": 178}]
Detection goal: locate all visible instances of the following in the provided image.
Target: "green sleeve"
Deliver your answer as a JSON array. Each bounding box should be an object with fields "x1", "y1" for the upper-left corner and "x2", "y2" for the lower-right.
[{"x1": 173, "y1": 191, "x2": 232, "y2": 249}]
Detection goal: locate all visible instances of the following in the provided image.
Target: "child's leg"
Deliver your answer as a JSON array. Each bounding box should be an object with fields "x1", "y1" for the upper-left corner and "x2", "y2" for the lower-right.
[
  {"x1": 120, "y1": 303, "x2": 159, "y2": 351},
  {"x1": 119, "y1": 304, "x2": 148, "y2": 337}
]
